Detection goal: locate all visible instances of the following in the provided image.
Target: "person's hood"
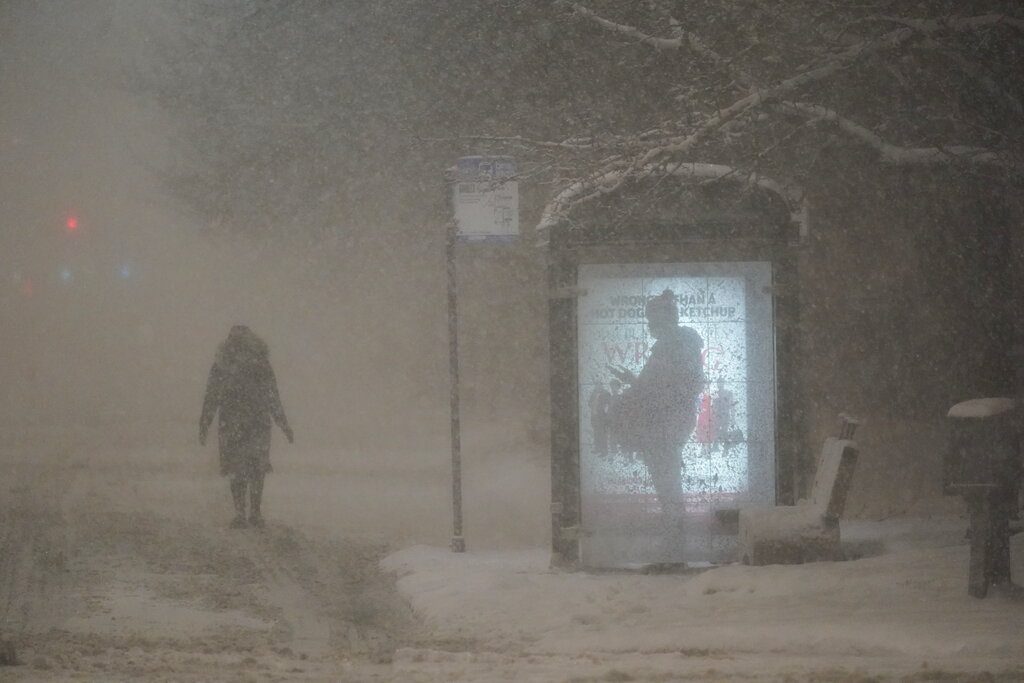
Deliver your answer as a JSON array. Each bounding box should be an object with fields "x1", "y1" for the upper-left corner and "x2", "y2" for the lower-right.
[{"x1": 217, "y1": 325, "x2": 269, "y2": 364}]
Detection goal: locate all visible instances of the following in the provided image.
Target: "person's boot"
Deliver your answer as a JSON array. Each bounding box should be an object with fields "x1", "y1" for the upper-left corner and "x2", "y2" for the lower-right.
[
  {"x1": 230, "y1": 479, "x2": 248, "y2": 528},
  {"x1": 248, "y1": 475, "x2": 265, "y2": 528}
]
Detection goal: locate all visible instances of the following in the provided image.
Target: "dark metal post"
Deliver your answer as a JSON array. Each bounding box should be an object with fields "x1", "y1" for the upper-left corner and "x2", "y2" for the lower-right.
[
  {"x1": 772, "y1": 247, "x2": 805, "y2": 505},
  {"x1": 548, "y1": 247, "x2": 580, "y2": 567},
  {"x1": 947, "y1": 400, "x2": 1019, "y2": 597},
  {"x1": 446, "y1": 194, "x2": 465, "y2": 553}
]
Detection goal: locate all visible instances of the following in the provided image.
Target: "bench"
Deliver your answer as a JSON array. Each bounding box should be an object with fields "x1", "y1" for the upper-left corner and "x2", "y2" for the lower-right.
[{"x1": 738, "y1": 419, "x2": 859, "y2": 565}]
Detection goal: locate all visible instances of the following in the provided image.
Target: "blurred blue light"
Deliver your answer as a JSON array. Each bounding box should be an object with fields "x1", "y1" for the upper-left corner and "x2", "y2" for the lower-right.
[
  {"x1": 59, "y1": 268, "x2": 73, "y2": 283},
  {"x1": 118, "y1": 264, "x2": 132, "y2": 279}
]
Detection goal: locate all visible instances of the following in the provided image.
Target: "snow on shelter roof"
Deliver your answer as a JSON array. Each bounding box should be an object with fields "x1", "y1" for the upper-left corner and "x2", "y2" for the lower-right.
[
  {"x1": 947, "y1": 397, "x2": 1018, "y2": 419},
  {"x1": 535, "y1": 163, "x2": 808, "y2": 247}
]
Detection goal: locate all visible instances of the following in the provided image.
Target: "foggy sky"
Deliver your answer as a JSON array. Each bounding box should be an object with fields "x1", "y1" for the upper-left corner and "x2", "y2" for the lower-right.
[{"x1": 0, "y1": 1, "x2": 554, "y2": 483}]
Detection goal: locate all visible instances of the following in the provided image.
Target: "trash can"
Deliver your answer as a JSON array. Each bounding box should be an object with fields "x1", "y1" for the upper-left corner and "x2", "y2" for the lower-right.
[{"x1": 946, "y1": 398, "x2": 1021, "y2": 598}]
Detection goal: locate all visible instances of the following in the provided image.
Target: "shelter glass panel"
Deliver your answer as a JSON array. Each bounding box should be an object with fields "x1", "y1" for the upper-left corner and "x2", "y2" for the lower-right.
[{"x1": 577, "y1": 262, "x2": 775, "y2": 567}]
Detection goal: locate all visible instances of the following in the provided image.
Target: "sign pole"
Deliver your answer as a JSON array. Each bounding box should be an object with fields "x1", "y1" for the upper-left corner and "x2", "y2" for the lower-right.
[
  {"x1": 445, "y1": 156, "x2": 517, "y2": 554},
  {"x1": 446, "y1": 184, "x2": 466, "y2": 553}
]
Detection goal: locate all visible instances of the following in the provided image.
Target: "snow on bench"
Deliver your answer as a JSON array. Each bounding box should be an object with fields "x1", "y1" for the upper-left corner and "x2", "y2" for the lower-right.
[{"x1": 738, "y1": 436, "x2": 859, "y2": 566}]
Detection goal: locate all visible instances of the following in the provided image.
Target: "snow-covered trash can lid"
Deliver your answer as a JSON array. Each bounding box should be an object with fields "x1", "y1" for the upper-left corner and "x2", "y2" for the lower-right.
[{"x1": 947, "y1": 397, "x2": 1017, "y2": 419}]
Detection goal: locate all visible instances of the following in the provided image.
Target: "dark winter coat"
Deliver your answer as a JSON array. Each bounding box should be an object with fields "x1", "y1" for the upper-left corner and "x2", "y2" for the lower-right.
[
  {"x1": 200, "y1": 326, "x2": 291, "y2": 477},
  {"x1": 608, "y1": 325, "x2": 704, "y2": 455}
]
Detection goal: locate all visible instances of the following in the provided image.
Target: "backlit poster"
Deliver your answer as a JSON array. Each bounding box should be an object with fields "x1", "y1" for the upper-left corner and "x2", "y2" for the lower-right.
[{"x1": 577, "y1": 262, "x2": 775, "y2": 567}]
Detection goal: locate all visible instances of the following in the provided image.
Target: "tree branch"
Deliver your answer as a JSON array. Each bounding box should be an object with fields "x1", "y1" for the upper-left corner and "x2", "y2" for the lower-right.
[
  {"x1": 416, "y1": 134, "x2": 598, "y2": 152},
  {"x1": 916, "y1": 42, "x2": 1024, "y2": 116},
  {"x1": 538, "y1": 162, "x2": 805, "y2": 235},
  {"x1": 536, "y1": 9, "x2": 1023, "y2": 232},
  {"x1": 878, "y1": 13, "x2": 1024, "y2": 36},
  {"x1": 566, "y1": 1, "x2": 758, "y2": 89},
  {"x1": 781, "y1": 102, "x2": 1007, "y2": 166},
  {"x1": 565, "y1": 2, "x2": 682, "y2": 50},
  {"x1": 574, "y1": 12, "x2": 1024, "y2": 175}
]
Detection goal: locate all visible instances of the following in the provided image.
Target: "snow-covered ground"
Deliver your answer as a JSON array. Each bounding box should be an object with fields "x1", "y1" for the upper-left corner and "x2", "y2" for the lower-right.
[
  {"x1": 383, "y1": 518, "x2": 1024, "y2": 681},
  {"x1": 2, "y1": 441, "x2": 1023, "y2": 681}
]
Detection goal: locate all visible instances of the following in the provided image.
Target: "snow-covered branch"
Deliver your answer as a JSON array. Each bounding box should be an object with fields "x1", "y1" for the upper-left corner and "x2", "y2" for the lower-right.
[
  {"x1": 418, "y1": 134, "x2": 598, "y2": 152},
  {"x1": 925, "y1": 46, "x2": 1024, "y2": 116},
  {"x1": 781, "y1": 102, "x2": 1007, "y2": 167},
  {"x1": 566, "y1": 2, "x2": 757, "y2": 89},
  {"x1": 565, "y1": 2, "x2": 682, "y2": 51},
  {"x1": 621, "y1": 29, "x2": 911, "y2": 171},
  {"x1": 531, "y1": 8, "x2": 1023, "y2": 234},
  {"x1": 537, "y1": 162, "x2": 805, "y2": 235},
  {"x1": 878, "y1": 13, "x2": 1024, "y2": 36},
  {"x1": 607, "y1": 11, "x2": 1024, "y2": 170}
]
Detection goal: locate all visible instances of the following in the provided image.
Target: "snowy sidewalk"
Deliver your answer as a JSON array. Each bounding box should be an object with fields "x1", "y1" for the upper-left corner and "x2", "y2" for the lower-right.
[{"x1": 383, "y1": 517, "x2": 1024, "y2": 680}]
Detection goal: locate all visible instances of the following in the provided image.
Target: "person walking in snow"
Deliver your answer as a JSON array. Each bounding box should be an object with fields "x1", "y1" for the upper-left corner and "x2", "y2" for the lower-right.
[{"x1": 200, "y1": 325, "x2": 293, "y2": 528}]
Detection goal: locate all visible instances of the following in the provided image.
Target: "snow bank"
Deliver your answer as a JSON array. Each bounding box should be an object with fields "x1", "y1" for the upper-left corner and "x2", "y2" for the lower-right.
[{"x1": 382, "y1": 518, "x2": 1024, "y2": 667}]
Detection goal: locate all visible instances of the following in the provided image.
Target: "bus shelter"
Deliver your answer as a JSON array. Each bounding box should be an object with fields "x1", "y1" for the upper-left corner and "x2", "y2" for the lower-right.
[{"x1": 545, "y1": 173, "x2": 806, "y2": 569}]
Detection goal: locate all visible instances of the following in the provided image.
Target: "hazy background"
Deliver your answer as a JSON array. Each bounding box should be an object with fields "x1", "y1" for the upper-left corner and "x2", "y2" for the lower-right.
[
  {"x1": 2, "y1": 1, "x2": 1022, "y2": 549},
  {"x1": 0, "y1": 1, "x2": 553, "y2": 548}
]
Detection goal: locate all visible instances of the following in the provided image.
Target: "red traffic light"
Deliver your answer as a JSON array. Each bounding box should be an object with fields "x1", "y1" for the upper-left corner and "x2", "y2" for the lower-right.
[{"x1": 66, "y1": 215, "x2": 79, "y2": 232}]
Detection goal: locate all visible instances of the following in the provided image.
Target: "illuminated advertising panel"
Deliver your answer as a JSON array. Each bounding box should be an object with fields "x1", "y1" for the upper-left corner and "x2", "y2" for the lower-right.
[{"x1": 577, "y1": 262, "x2": 775, "y2": 566}]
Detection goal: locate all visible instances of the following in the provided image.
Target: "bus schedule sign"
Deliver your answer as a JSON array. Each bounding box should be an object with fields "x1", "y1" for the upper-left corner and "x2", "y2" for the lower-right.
[{"x1": 452, "y1": 156, "x2": 518, "y2": 241}]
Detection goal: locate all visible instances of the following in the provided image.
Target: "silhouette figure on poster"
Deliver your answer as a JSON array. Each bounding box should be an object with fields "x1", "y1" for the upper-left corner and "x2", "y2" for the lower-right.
[
  {"x1": 711, "y1": 379, "x2": 744, "y2": 458},
  {"x1": 588, "y1": 378, "x2": 621, "y2": 458},
  {"x1": 695, "y1": 391, "x2": 714, "y2": 445},
  {"x1": 200, "y1": 325, "x2": 294, "y2": 529},
  {"x1": 604, "y1": 290, "x2": 704, "y2": 523},
  {"x1": 697, "y1": 378, "x2": 743, "y2": 451}
]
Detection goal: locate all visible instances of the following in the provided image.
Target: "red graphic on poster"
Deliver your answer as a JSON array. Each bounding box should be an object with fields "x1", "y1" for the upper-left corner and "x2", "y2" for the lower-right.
[{"x1": 695, "y1": 391, "x2": 714, "y2": 444}]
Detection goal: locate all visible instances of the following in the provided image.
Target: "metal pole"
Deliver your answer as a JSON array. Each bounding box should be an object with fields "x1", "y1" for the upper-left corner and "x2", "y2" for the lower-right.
[{"x1": 446, "y1": 195, "x2": 465, "y2": 553}]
